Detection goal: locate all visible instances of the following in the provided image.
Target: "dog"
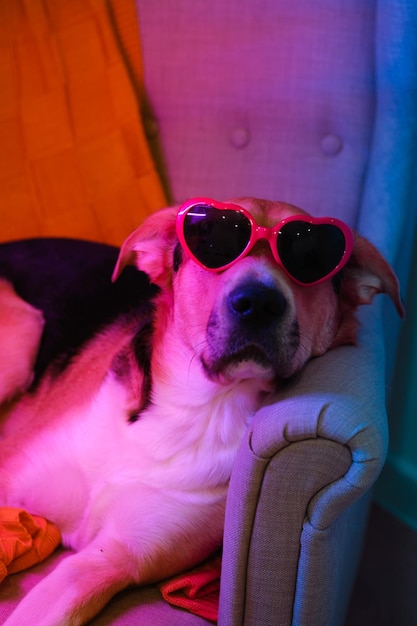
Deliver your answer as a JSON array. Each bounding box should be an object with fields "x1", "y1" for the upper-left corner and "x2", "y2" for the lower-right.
[{"x1": 0, "y1": 198, "x2": 404, "y2": 625}]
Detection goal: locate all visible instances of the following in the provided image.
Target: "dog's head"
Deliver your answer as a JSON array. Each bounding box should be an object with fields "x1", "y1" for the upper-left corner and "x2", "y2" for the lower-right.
[{"x1": 113, "y1": 198, "x2": 404, "y2": 387}]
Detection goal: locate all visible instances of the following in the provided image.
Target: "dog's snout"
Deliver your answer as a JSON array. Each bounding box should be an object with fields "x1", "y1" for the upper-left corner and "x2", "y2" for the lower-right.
[{"x1": 228, "y1": 282, "x2": 287, "y2": 326}]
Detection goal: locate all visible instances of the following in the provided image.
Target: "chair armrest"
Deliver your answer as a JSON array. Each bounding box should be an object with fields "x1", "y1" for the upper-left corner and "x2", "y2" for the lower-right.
[{"x1": 219, "y1": 306, "x2": 388, "y2": 626}]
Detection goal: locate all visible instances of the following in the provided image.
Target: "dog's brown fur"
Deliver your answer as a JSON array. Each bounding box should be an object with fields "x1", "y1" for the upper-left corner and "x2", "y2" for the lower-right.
[{"x1": 0, "y1": 199, "x2": 403, "y2": 625}]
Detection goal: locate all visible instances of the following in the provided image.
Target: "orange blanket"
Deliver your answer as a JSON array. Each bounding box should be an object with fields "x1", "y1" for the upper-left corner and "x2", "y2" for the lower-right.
[
  {"x1": 0, "y1": 0, "x2": 166, "y2": 245},
  {"x1": 0, "y1": 508, "x2": 61, "y2": 583}
]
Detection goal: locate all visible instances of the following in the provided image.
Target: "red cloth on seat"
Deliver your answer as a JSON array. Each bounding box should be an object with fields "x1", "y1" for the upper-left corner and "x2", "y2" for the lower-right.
[{"x1": 158, "y1": 553, "x2": 221, "y2": 622}]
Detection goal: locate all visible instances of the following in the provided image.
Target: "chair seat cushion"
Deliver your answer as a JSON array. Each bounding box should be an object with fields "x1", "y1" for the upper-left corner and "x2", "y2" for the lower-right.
[{"x1": 0, "y1": 549, "x2": 212, "y2": 625}]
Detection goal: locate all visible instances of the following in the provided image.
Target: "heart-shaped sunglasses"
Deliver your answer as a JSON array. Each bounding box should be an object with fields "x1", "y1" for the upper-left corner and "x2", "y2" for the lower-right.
[{"x1": 176, "y1": 198, "x2": 354, "y2": 286}]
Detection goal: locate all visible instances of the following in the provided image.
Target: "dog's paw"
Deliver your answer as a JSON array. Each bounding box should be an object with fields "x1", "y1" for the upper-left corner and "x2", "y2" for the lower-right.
[{"x1": 0, "y1": 280, "x2": 44, "y2": 403}]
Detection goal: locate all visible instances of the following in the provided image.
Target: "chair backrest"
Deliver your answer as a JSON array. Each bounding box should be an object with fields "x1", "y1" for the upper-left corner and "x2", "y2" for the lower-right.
[{"x1": 137, "y1": 0, "x2": 375, "y2": 229}]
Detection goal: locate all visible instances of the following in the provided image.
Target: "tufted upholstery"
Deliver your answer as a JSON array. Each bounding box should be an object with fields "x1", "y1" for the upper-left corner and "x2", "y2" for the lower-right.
[{"x1": 137, "y1": 0, "x2": 375, "y2": 225}]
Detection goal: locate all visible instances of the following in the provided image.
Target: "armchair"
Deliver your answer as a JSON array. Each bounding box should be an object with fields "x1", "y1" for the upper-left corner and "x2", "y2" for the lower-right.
[{"x1": 1, "y1": 1, "x2": 414, "y2": 625}]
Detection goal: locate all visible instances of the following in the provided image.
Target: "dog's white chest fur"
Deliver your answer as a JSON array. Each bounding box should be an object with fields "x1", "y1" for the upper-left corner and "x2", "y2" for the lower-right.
[{"x1": 8, "y1": 369, "x2": 263, "y2": 550}]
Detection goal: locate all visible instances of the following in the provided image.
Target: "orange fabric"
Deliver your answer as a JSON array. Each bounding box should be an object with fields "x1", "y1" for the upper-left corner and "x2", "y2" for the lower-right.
[
  {"x1": 0, "y1": 508, "x2": 61, "y2": 582},
  {"x1": 158, "y1": 553, "x2": 221, "y2": 622},
  {"x1": 0, "y1": 0, "x2": 166, "y2": 245}
]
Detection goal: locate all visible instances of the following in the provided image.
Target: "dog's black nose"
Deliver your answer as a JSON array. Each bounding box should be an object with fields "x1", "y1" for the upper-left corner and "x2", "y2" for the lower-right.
[{"x1": 228, "y1": 281, "x2": 287, "y2": 326}]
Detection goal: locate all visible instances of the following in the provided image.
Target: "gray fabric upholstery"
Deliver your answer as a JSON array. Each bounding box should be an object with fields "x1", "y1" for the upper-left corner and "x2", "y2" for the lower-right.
[
  {"x1": 221, "y1": 440, "x2": 351, "y2": 625},
  {"x1": 137, "y1": 0, "x2": 375, "y2": 225}
]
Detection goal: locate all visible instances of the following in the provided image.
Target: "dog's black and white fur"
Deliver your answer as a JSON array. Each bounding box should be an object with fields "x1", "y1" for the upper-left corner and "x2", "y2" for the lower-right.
[{"x1": 0, "y1": 198, "x2": 404, "y2": 625}]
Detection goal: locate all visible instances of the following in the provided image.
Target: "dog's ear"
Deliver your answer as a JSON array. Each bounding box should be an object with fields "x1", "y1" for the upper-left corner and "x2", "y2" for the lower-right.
[
  {"x1": 341, "y1": 233, "x2": 405, "y2": 316},
  {"x1": 333, "y1": 232, "x2": 405, "y2": 346},
  {"x1": 112, "y1": 207, "x2": 178, "y2": 287}
]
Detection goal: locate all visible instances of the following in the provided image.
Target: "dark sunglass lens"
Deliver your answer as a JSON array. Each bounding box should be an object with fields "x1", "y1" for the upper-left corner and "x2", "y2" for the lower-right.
[
  {"x1": 278, "y1": 221, "x2": 346, "y2": 283},
  {"x1": 183, "y1": 205, "x2": 251, "y2": 269}
]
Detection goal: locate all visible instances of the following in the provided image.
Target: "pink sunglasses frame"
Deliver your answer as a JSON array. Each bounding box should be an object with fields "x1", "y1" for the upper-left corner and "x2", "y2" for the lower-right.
[{"x1": 176, "y1": 197, "x2": 355, "y2": 286}]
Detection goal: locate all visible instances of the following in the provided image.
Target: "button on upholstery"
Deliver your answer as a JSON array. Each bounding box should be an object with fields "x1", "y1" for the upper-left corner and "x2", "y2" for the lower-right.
[
  {"x1": 321, "y1": 134, "x2": 343, "y2": 156},
  {"x1": 231, "y1": 127, "x2": 250, "y2": 149}
]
